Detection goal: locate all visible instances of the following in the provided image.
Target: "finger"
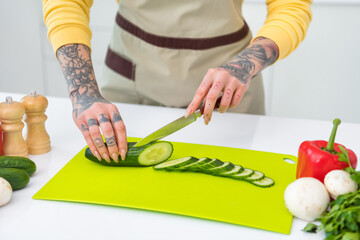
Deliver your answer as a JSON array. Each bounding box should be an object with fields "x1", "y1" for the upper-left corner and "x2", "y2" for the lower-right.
[
  {"x1": 202, "y1": 79, "x2": 226, "y2": 125},
  {"x1": 98, "y1": 113, "x2": 119, "y2": 163},
  {"x1": 218, "y1": 80, "x2": 237, "y2": 113},
  {"x1": 111, "y1": 111, "x2": 128, "y2": 161},
  {"x1": 79, "y1": 122, "x2": 101, "y2": 161},
  {"x1": 87, "y1": 118, "x2": 110, "y2": 163},
  {"x1": 185, "y1": 70, "x2": 213, "y2": 117},
  {"x1": 229, "y1": 87, "x2": 247, "y2": 109}
]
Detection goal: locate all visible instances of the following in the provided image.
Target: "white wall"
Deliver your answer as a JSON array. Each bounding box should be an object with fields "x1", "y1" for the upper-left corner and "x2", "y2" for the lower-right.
[{"x1": 1, "y1": 0, "x2": 360, "y2": 123}]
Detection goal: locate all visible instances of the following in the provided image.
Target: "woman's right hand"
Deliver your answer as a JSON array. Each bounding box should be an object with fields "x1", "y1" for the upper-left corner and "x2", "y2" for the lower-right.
[{"x1": 57, "y1": 43, "x2": 127, "y2": 162}]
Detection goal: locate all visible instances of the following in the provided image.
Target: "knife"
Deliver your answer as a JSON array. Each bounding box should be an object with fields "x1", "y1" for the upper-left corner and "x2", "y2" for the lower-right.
[{"x1": 134, "y1": 97, "x2": 222, "y2": 147}]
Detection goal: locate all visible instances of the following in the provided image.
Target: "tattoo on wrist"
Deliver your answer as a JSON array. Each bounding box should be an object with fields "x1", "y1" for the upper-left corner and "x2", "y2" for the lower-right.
[
  {"x1": 99, "y1": 114, "x2": 110, "y2": 124},
  {"x1": 87, "y1": 119, "x2": 98, "y2": 127},
  {"x1": 220, "y1": 38, "x2": 279, "y2": 84},
  {"x1": 105, "y1": 136, "x2": 116, "y2": 147},
  {"x1": 57, "y1": 44, "x2": 109, "y2": 118},
  {"x1": 112, "y1": 112, "x2": 122, "y2": 123}
]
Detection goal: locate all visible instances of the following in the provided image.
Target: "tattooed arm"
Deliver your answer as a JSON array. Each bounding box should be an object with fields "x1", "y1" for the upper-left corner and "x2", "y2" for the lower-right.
[
  {"x1": 57, "y1": 44, "x2": 128, "y2": 162},
  {"x1": 186, "y1": 37, "x2": 279, "y2": 124}
]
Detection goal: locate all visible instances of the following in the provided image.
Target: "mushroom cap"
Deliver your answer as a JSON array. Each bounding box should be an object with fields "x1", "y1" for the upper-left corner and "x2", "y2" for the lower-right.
[
  {"x1": 284, "y1": 177, "x2": 330, "y2": 221},
  {"x1": 324, "y1": 170, "x2": 358, "y2": 199}
]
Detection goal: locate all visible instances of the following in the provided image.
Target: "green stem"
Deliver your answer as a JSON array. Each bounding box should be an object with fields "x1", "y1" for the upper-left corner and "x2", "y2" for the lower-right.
[{"x1": 326, "y1": 118, "x2": 341, "y2": 152}]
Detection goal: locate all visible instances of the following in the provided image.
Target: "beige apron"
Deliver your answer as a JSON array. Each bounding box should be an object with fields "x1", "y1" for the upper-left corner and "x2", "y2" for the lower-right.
[{"x1": 101, "y1": 0, "x2": 265, "y2": 114}]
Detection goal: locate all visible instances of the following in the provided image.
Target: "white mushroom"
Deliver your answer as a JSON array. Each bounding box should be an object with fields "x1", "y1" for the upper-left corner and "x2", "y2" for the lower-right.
[
  {"x1": 324, "y1": 170, "x2": 358, "y2": 199},
  {"x1": 284, "y1": 177, "x2": 330, "y2": 221},
  {"x1": 0, "y1": 177, "x2": 12, "y2": 206}
]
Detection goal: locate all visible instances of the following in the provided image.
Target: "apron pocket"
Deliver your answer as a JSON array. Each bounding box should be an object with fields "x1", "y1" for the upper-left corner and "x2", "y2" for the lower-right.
[{"x1": 105, "y1": 47, "x2": 136, "y2": 81}]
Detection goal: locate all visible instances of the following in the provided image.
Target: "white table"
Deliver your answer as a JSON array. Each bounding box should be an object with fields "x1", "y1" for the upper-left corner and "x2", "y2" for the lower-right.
[{"x1": 0, "y1": 92, "x2": 359, "y2": 240}]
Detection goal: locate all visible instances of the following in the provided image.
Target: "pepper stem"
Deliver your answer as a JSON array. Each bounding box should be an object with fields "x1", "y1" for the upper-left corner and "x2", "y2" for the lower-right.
[{"x1": 326, "y1": 118, "x2": 341, "y2": 152}]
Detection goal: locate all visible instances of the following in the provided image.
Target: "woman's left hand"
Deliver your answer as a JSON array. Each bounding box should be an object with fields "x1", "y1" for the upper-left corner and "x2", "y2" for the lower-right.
[{"x1": 185, "y1": 37, "x2": 279, "y2": 124}]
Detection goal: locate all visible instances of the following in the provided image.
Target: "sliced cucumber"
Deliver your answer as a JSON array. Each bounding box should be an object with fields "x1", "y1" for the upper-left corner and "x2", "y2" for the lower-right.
[
  {"x1": 176, "y1": 157, "x2": 211, "y2": 171},
  {"x1": 153, "y1": 156, "x2": 198, "y2": 170},
  {"x1": 231, "y1": 168, "x2": 254, "y2": 179},
  {"x1": 244, "y1": 170, "x2": 265, "y2": 181},
  {"x1": 206, "y1": 161, "x2": 235, "y2": 174},
  {"x1": 218, "y1": 165, "x2": 243, "y2": 176},
  {"x1": 250, "y1": 177, "x2": 275, "y2": 188},
  {"x1": 199, "y1": 158, "x2": 224, "y2": 171}
]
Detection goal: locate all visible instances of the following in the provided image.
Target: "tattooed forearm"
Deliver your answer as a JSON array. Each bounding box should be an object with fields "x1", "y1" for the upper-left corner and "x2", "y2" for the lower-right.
[
  {"x1": 56, "y1": 44, "x2": 109, "y2": 118},
  {"x1": 220, "y1": 37, "x2": 279, "y2": 84}
]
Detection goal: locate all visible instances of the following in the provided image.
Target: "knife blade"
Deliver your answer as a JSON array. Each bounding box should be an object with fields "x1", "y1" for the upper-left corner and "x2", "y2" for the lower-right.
[{"x1": 134, "y1": 97, "x2": 222, "y2": 147}]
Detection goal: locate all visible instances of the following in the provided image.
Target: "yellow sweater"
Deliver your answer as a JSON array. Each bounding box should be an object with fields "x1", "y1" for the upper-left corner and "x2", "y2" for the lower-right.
[{"x1": 42, "y1": 0, "x2": 312, "y2": 60}]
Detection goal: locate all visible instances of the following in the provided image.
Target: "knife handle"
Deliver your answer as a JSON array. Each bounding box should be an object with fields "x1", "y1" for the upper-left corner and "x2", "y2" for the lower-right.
[{"x1": 199, "y1": 96, "x2": 222, "y2": 115}]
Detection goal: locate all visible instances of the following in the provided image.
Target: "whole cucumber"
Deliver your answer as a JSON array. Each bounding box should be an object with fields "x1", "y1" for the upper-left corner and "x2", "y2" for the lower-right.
[
  {"x1": 0, "y1": 168, "x2": 30, "y2": 190},
  {"x1": 0, "y1": 156, "x2": 37, "y2": 176}
]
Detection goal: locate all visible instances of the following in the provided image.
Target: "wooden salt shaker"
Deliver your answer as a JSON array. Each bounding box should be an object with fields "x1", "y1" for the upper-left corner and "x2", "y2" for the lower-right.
[
  {"x1": 0, "y1": 96, "x2": 28, "y2": 157},
  {"x1": 21, "y1": 91, "x2": 51, "y2": 155}
]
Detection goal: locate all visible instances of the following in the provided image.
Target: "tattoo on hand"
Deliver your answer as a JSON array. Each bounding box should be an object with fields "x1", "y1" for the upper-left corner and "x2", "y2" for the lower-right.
[
  {"x1": 99, "y1": 114, "x2": 110, "y2": 124},
  {"x1": 87, "y1": 119, "x2": 98, "y2": 127},
  {"x1": 94, "y1": 138, "x2": 104, "y2": 148},
  {"x1": 105, "y1": 136, "x2": 116, "y2": 147},
  {"x1": 80, "y1": 124, "x2": 89, "y2": 132},
  {"x1": 112, "y1": 112, "x2": 122, "y2": 123},
  {"x1": 220, "y1": 37, "x2": 279, "y2": 84},
  {"x1": 57, "y1": 44, "x2": 109, "y2": 119}
]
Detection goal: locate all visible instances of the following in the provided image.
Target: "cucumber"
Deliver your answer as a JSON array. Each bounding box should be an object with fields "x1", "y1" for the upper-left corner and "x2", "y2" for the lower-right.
[
  {"x1": 206, "y1": 161, "x2": 235, "y2": 174},
  {"x1": 0, "y1": 156, "x2": 36, "y2": 176},
  {"x1": 218, "y1": 165, "x2": 243, "y2": 176},
  {"x1": 231, "y1": 168, "x2": 254, "y2": 179},
  {"x1": 250, "y1": 177, "x2": 275, "y2": 188},
  {"x1": 85, "y1": 141, "x2": 173, "y2": 166},
  {"x1": 244, "y1": 170, "x2": 265, "y2": 181},
  {"x1": 180, "y1": 157, "x2": 212, "y2": 171},
  {"x1": 0, "y1": 168, "x2": 30, "y2": 190},
  {"x1": 198, "y1": 158, "x2": 224, "y2": 170},
  {"x1": 153, "y1": 156, "x2": 198, "y2": 170}
]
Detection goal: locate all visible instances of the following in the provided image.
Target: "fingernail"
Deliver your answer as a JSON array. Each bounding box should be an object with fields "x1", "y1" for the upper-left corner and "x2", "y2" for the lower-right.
[
  {"x1": 204, "y1": 117, "x2": 210, "y2": 125},
  {"x1": 102, "y1": 153, "x2": 110, "y2": 163},
  {"x1": 95, "y1": 151, "x2": 102, "y2": 161},
  {"x1": 121, "y1": 149, "x2": 126, "y2": 161},
  {"x1": 184, "y1": 108, "x2": 190, "y2": 118},
  {"x1": 218, "y1": 106, "x2": 227, "y2": 113},
  {"x1": 112, "y1": 153, "x2": 119, "y2": 163}
]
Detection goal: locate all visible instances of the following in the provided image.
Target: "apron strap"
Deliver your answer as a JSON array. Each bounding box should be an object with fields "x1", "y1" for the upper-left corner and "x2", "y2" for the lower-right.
[{"x1": 115, "y1": 13, "x2": 249, "y2": 50}]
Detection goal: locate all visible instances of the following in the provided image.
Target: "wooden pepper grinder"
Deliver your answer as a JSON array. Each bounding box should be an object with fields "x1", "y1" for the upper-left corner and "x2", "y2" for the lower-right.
[
  {"x1": 21, "y1": 91, "x2": 51, "y2": 155},
  {"x1": 0, "y1": 96, "x2": 28, "y2": 157}
]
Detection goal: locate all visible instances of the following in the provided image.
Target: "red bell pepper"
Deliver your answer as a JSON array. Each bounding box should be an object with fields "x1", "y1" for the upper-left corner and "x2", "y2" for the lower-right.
[{"x1": 296, "y1": 119, "x2": 357, "y2": 183}]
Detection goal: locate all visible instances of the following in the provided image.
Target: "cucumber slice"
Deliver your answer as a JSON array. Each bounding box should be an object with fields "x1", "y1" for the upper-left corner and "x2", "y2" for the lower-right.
[
  {"x1": 153, "y1": 156, "x2": 198, "y2": 170},
  {"x1": 199, "y1": 158, "x2": 224, "y2": 170},
  {"x1": 206, "y1": 161, "x2": 235, "y2": 174},
  {"x1": 218, "y1": 165, "x2": 243, "y2": 176},
  {"x1": 85, "y1": 141, "x2": 173, "y2": 167},
  {"x1": 244, "y1": 170, "x2": 265, "y2": 181},
  {"x1": 231, "y1": 168, "x2": 254, "y2": 179},
  {"x1": 177, "y1": 157, "x2": 211, "y2": 171},
  {"x1": 250, "y1": 177, "x2": 275, "y2": 188}
]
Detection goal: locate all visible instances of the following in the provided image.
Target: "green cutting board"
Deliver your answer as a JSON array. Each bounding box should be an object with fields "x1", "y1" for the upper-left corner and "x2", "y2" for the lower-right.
[{"x1": 33, "y1": 137, "x2": 297, "y2": 234}]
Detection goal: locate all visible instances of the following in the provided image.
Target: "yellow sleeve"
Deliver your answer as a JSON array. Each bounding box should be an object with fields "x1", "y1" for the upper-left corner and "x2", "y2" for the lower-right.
[
  {"x1": 253, "y1": 0, "x2": 313, "y2": 60},
  {"x1": 42, "y1": 0, "x2": 94, "y2": 55}
]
